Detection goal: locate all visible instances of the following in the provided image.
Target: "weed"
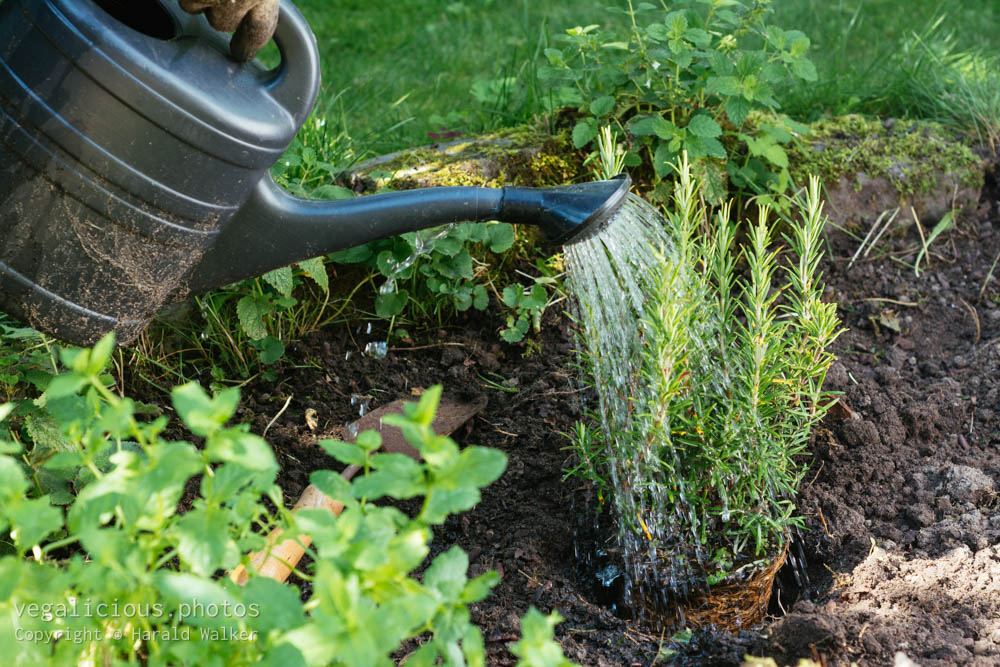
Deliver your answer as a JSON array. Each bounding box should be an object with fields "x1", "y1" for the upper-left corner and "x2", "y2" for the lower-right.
[{"x1": 539, "y1": 0, "x2": 817, "y2": 202}]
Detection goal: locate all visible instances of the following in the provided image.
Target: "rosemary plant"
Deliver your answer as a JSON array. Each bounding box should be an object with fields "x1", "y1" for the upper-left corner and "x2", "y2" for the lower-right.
[{"x1": 570, "y1": 158, "x2": 841, "y2": 590}]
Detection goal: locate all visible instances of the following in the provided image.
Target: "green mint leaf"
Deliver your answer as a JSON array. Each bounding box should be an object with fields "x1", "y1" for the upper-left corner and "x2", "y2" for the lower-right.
[
  {"x1": 653, "y1": 142, "x2": 677, "y2": 177},
  {"x1": 0, "y1": 456, "x2": 29, "y2": 503},
  {"x1": 473, "y1": 284, "x2": 489, "y2": 311},
  {"x1": 571, "y1": 119, "x2": 597, "y2": 149},
  {"x1": 318, "y1": 439, "x2": 367, "y2": 466},
  {"x1": 687, "y1": 114, "x2": 722, "y2": 138},
  {"x1": 329, "y1": 244, "x2": 374, "y2": 264},
  {"x1": 702, "y1": 136, "x2": 728, "y2": 160},
  {"x1": 87, "y1": 333, "x2": 115, "y2": 376},
  {"x1": 262, "y1": 266, "x2": 294, "y2": 297},
  {"x1": 725, "y1": 96, "x2": 751, "y2": 125},
  {"x1": 589, "y1": 95, "x2": 616, "y2": 117},
  {"x1": 6, "y1": 496, "x2": 63, "y2": 551},
  {"x1": 707, "y1": 49, "x2": 734, "y2": 75},
  {"x1": 652, "y1": 117, "x2": 679, "y2": 140},
  {"x1": 629, "y1": 116, "x2": 661, "y2": 136},
  {"x1": 154, "y1": 572, "x2": 239, "y2": 628},
  {"x1": 789, "y1": 36, "x2": 811, "y2": 58},
  {"x1": 309, "y1": 469, "x2": 356, "y2": 508},
  {"x1": 791, "y1": 58, "x2": 818, "y2": 81},
  {"x1": 461, "y1": 571, "x2": 500, "y2": 604},
  {"x1": 296, "y1": 256, "x2": 329, "y2": 292},
  {"x1": 236, "y1": 294, "x2": 272, "y2": 340},
  {"x1": 424, "y1": 545, "x2": 469, "y2": 599},
  {"x1": 244, "y1": 577, "x2": 307, "y2": 633},
  {"x1": 173, "y1": 507, "x2": 239, "y2": 576},
  {"x1": 172, "y1": 382, "x2": 239, "y2": 438},
  {"x1": 707, "y1": 75, "x2": 741, "y2": 96},
  {"x1": 256, "y1": 336, "x2": 285, "y2": 365},
  {"x1": 206, "y1": 429, "x2": 277, "y2": 472},
  {"x1": 43, "y1": 374, "x2": 88, "y2": 400},
  {"x1": 510, "y1": 608, "x2": 578, "y2": 667},
  {"x1": 646, "y1": 23, "x2": 670, "y2": 42},
  {"x1": 352, "y1": 454, "x2": 426, "y2": 500},
  {"x1": 462, "y1": 625, "x2": 487, "y2": 666},
  {"x1": 311, "y1": 184, "x2": 355, "y2": 200},
  {"x1": 761, "y1": 142, "x2": 789, "y2": 168},
  {"x1": 408, "y1": 385, "x2": 442, "y2": 427},
  {"x1": 451, "y1": 446, "x2": 507, "y2": 488},
  {"x1": 684, "y1": 28, "x2": 711, "y2": 48}
]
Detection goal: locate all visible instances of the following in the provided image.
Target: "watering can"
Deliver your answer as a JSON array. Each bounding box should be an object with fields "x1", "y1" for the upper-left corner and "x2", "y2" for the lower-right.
[{"x1": 0, "y1": 0, "x2": 630, "y2": 346}]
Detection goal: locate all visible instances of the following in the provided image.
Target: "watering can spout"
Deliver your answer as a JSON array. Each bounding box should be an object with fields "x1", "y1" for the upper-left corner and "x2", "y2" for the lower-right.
[{"x1": 177, "y1": 173, "x2": 631, "y2": 298}]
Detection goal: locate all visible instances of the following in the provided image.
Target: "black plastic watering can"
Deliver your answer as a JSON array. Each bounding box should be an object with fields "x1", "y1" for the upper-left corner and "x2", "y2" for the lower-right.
[{"x1": 0, "y1": 0, "x2": 629, "y2": 345}]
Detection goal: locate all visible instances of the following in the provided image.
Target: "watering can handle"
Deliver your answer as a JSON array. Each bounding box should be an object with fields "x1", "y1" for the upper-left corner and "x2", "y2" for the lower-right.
[{"x1": 264, "y1": 0, "x2": 321, "y2": 125}]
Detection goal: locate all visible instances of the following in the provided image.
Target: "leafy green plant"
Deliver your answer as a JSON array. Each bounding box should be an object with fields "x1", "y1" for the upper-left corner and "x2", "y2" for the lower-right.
[
  {"x1": 569, "y1": 158, "x2": 841, "y2": 589},
  {"x1": 331, "y1": 221, "x2": 516, "y2": 321},
  {"x1": 0, "y1": 317, "x2": 57, "y2": 402},
  {"x1": 540, "y1": 0, "x2": 817, "y2": 201},
  {"x1": 0, "y1": 336, "x2": 576, "y2": 665},
  {"x1": 499, "y1": 277, "x2": 554, "y2": 344},
  {"x1": 510, "y1": 608, "x2": 580, "y2": 667}
]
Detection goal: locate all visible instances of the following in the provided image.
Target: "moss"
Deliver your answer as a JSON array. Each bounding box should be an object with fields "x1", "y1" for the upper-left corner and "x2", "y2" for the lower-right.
[
  {"x1": 787, "y1": 114, "x2": 984, "y2": 197},
  {"x1": 349, "y1": 124, "x2": 581, "y2": 191}
]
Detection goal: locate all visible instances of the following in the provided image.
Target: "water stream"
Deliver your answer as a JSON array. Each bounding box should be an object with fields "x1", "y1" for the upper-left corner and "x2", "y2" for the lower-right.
[{"x1": 564, "y1": 193, "x2": 709, "y2": 621}]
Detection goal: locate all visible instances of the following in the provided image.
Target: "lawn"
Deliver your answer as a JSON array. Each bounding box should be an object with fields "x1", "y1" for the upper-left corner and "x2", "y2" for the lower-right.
[{"x1": 295, "y1": 0, "x2": 1000, "y2": 158}]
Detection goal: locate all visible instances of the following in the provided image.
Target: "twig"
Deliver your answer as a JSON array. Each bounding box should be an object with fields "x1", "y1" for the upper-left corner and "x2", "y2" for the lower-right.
[
  {"x1": 389, "y1": 342, "x2": 466, "y2": 351},
  {"x1": 912, "y1": 206, "x2": 928, "y2": 275},
  {"x1": 477, "y1": 416, "x2": 518, "y2": 438},
  {"x1": 807, "y1": 460, "x2": 825, "y2": 488},
  {"x1": 263, "y1": 395, "x2": 293, "y2": 438},
  {"x1": 817, "y1": 507, "x2": 834, "y2": 540},
  {"x1": 980, "y1": 246, "x2": 1000, "y2": 299},
  {"x1": 960, "y1": 298, "x2": 981, "y2": 344},
  {"x1": 862, "y1": 297, "x2": 918, "y2": 307}
]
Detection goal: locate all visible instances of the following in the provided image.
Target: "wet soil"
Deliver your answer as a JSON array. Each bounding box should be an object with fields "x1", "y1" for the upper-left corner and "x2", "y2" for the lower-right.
[{"x1": 151, "y1": 164, "x2": 1000, "y2": 665}]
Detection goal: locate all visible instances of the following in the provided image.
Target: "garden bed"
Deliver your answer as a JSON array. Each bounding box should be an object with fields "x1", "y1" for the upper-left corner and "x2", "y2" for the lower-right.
[{"x1": 131, "y1": 162, "x2": 1000, "y2": 665}]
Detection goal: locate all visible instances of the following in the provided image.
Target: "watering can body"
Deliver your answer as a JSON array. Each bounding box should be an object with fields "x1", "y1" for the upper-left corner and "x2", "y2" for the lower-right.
[
  {"x1": 0, "y1": 0, "x2": 319, "y2": 344},
  {"x1": 0, "y1": 0, "x2": 629, "y2": 346}
]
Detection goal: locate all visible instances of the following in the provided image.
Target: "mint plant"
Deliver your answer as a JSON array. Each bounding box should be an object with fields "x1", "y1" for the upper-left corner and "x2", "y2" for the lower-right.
[
  {"x1": 540, "y1": 0, "x2": 816, "y2": 201},
  {"x1": 0, "y1": 337, "x2": 576, "y2": 665}
]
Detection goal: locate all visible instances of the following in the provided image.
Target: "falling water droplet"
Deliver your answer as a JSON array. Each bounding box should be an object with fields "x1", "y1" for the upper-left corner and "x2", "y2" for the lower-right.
[{"x1": 364, "y1": 341, "x2": 387, "y2": 359}]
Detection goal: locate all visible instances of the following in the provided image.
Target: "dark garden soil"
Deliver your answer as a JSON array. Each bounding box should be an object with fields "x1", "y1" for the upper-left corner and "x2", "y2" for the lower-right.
[{"x1": 149, "y1": 163, "x2": 1000, "y2": 666}]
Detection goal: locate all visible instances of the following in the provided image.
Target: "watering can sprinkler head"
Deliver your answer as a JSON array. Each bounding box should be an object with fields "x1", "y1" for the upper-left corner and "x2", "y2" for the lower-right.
[
  {"x1": 0, "y1": 0, "x2": 631, "y2": 346},
  {"x1": 497, "y1": 174, "x2": 631, "y2": 246}
]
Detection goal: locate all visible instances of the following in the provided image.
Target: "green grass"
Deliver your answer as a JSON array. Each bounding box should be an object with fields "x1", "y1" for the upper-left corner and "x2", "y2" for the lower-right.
[
  {"x1": 291, "y1": 0, "x2": 1000, "y2": 159},
  {"x1": 770, "y1": 0, "x2": 1000, "y2": 124},
  {"x1": 294, "y1": 0, "x2": 612, "y2": 156}
]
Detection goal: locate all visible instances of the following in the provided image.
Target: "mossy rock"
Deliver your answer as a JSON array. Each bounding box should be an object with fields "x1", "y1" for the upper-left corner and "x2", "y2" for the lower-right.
[
  {"x1": 787, "y1": 115, "x2": 986, "y2": 227},
  {"x1": 341, "y1": 123, "x2": 581, "y2": 193}
]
